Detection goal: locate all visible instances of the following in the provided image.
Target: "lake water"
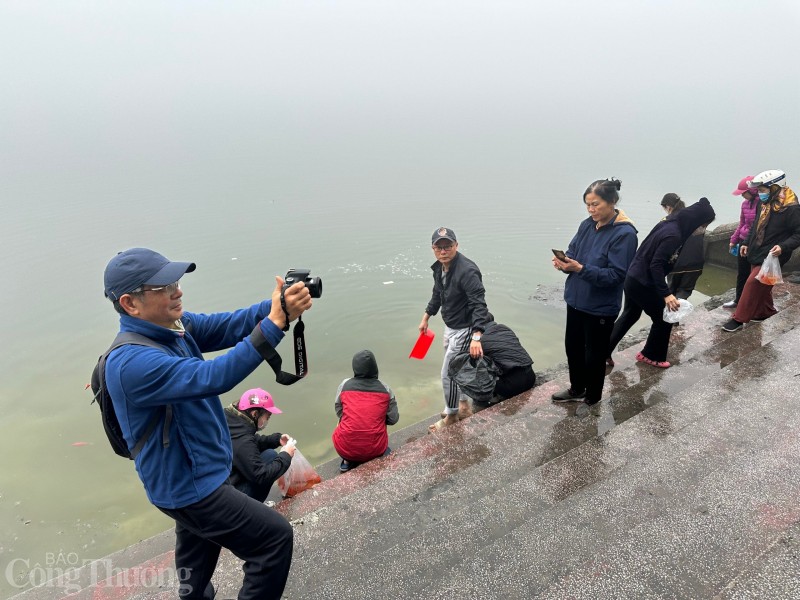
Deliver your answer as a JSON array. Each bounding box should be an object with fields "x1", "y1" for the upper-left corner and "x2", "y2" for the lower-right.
[{"x1": 1, "y1": 1, "x2": 797, "y2": 596}]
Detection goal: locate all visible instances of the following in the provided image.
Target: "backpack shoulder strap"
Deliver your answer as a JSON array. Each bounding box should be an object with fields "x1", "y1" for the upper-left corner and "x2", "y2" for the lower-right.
[{"x1": 95, "y1": 332, "x2": 173, "y2": 459}]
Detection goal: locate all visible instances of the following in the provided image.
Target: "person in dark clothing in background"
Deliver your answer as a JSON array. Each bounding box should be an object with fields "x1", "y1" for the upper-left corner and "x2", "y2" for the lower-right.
[
  {"x1": 660, "y1": 193, "x2": 707, "y2": 301},
  {"x1": 479, "y1": 314, "x2": 536, "y2": 401},
  {"x1": 333, "y1": 350, "x2": 399, "y2": 472},
  {"x1": 608, "y1": 198, "x2": 716, "y2": 368},
  {"x1": 225, "y1": 388, "x2": 295, "y2": 503}
]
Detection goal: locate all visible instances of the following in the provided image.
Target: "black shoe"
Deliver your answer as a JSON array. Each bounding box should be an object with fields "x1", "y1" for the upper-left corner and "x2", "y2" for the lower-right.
[
  {"x1": 339, "y1": 460, "x2": 351, "y2": 472},
  {"x1": 722, "y1": 318, "x2": 743, "y2": 332},
  {"x1": 751, "y1": 316, "x2": 768, "y2": 322},
  {"x1": 551, "y1": 388, "x2": 586, "y2": 402}
]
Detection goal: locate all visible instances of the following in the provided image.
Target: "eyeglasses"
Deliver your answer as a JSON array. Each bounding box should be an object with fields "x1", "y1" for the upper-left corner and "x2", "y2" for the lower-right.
[
  {"x1": 432, "y1": 244, "x2": 454, "y2": 252},
  {"x1": 131, "y1": 281, "x2": 181, "y2": 295}
]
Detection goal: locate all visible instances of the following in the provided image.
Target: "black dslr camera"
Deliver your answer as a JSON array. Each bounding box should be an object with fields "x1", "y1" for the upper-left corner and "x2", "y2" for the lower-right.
[{"x1": 283, "y1": 268, "x2": 322, "y2": 298}]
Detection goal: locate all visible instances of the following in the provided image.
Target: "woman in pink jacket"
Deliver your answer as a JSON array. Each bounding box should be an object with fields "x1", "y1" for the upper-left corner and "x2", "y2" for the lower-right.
[
  {"x1": 723, "y1": 176, "x2": 760, "y2": 309},
  {"x1": 332, "y1": 350, "x2": 399, "y2": 472}
]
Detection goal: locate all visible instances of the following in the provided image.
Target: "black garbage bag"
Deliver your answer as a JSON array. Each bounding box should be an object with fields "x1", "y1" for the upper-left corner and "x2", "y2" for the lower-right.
[{"x1": 448, "y1": 352, "x2": 501, "y2": 402}]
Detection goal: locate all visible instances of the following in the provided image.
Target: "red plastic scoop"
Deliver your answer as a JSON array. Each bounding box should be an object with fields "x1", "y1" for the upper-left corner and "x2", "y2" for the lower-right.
[{"x1": 409, "y1": 330, "x2": 435, "y2": 359}]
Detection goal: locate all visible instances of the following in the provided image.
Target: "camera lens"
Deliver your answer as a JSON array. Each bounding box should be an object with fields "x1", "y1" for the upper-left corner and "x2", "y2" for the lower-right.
[{"x1": 307, "y1": 277, "x2": 322, "y2": 298}]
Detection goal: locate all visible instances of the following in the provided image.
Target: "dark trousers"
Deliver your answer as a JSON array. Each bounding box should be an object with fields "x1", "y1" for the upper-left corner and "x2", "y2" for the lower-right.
[
  {"x1": 565, "y1": 305, "x2": 615, "y2": 404},
  {"x1": 734, "y1": 253, "x2": 751, "y2": 302},
  {"x1": 494, "y1": 365, "x2": 536, "y2": 399},
  {"x1": 234, "y1": 449, "x2": 279, "y2": 504},
  {"x1": 609, "y1": 276, "x2": 673, "y2": 362},
  {"x1": 158, "y1": 482, "x2": 293, "y2": 600}
]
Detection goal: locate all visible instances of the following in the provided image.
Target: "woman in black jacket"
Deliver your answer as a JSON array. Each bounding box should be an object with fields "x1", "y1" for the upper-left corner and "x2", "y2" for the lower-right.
[
  {"x1": 224, "y1": 388, "x2": 295, "y2": 502},
  {"x1": 661, "y1": 193, "x2": 707, "y2": 301},
  {"x1": 608, "y1": 198, "x2": 716, "y2": 368}
]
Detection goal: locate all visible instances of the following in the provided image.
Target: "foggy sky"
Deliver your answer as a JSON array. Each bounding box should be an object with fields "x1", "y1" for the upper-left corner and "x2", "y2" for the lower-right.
[{"x1": 2, "y1": 0, "x2": 799, "y2": 210}]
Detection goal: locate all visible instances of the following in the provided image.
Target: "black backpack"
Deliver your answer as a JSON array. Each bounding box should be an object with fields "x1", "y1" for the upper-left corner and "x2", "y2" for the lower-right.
[{"x1": 90, "y1": 332, "x2": 173, "y2": 459}]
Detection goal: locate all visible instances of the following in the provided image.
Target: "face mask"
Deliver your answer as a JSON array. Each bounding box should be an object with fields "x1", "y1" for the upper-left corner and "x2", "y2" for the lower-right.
[{"x1": 759, "y1": 192, "x2": 770, "y2": 203}]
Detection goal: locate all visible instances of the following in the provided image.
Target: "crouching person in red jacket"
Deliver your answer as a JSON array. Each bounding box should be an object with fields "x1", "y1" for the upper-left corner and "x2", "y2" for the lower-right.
[{"x1": 332, "y1": 350, "x2": 399, "y2": 472}]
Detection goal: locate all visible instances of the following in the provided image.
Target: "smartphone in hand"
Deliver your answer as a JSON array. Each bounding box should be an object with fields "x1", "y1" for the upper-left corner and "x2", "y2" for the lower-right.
[{"x1": 552, "y1": 249, "x2": 568, "y2": 262}]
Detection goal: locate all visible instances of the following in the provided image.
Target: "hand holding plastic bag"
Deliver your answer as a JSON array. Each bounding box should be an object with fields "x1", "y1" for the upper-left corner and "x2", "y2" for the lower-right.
[
  {"x1": 276, "y1": 447, "x2": 322, "y2": 498},
  {"x1": 755, "y1": 252, "x2": 783, "y2": 286},
  {"x1": 662, "y1": 299, "x2": 693, "y2": 324}
]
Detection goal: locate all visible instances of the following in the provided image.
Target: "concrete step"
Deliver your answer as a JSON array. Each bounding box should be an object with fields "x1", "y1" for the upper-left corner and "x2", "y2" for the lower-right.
[
  {"x1": 283, "y1": 320, "x2": 800, "y2": 599},
  {"x1": 439, "y1": 329, "x2": 800, "y2": 599},
  {"x1": 268, "y1": 290, "x2": 800, "y2": 596}
]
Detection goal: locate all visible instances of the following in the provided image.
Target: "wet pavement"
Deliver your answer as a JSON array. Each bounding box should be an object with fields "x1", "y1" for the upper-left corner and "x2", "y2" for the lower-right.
[{"x1": 10, "y1": 282, "x2": 800, "y2": 600}]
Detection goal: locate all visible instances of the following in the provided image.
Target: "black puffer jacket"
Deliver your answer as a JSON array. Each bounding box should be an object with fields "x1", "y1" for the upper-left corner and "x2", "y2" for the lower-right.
[
  {"x1": 480, "y1": 322, "x2": 533, "y2": 372},
  {"x1": 425, "y1": 252, "x2": 490, "y2": 332},
  {"x1": 224, "y1": 405, "x2": 291, "y2": 489}
]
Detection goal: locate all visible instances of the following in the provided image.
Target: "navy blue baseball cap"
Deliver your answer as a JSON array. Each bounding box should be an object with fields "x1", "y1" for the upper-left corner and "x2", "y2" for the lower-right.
[
  {"x1": 431, "y1": 227, "x2": 457, "y2": 244},
  {"x1": 104, "y1": 248, "x2": 196, "y2": 301}
]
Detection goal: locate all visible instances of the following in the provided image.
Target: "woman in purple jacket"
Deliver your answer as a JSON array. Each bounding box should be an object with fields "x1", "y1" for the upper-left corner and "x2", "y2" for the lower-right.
[{"x1": 723, "y1": 176, "x2": 760, "y2": 309}]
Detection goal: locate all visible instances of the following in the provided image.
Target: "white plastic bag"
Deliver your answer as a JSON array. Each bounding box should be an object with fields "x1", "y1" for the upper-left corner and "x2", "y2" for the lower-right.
[
  {"x1": 663, "y1": 299, "x2": 693, "y2": 324},
  {"x1": 755, "y1": 253, "x2": 783, "y2": 285},
  {"x1": 276, "y1": 448, "x2": 322, "y2": 498}
]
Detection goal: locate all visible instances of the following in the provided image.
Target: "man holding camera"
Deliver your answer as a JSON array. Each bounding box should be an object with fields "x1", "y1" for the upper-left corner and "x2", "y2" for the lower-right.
[
  {"x1": 102, "y1": 247, "x2": 312, "y2": 600},
  {"x1": 419, "y1": 227, "x2": 490, "y2": 432}
]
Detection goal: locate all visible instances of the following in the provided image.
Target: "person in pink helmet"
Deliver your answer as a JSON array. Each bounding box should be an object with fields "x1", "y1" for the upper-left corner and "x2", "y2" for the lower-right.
[
  {"x1": 224, "y1": 388, "x2": 296, "y2": 502},
  {"x1": 723, "y1": 176, "x2": 760, "y2": 309}
]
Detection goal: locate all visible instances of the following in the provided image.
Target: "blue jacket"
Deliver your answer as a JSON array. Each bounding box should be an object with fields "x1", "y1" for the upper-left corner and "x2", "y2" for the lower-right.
[
  {"x1": 105, "y1": 301, "x2": 283, "y2": 509},
  {"x1": 564, "y1": 210, "x2": 638, "y2": 316}
]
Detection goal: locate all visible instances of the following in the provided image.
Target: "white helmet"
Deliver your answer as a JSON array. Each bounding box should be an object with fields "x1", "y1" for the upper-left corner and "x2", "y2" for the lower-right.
[{"x1": 750, "y1": 169, "x2": 787, "y2": 188}]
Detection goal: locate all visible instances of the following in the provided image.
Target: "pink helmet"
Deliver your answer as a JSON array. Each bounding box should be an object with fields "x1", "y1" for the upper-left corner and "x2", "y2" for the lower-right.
[
  {"x1": 237, "y1": 388, "x2": 282, "y2": 414},
  {"x1": 732, "y1": 176, "x2": 758, "y2": 196}
]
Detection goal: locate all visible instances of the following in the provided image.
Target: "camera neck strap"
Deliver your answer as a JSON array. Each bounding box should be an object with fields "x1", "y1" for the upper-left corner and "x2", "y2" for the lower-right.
[
  {"x1": 251, "y1": 290, "x2": 308, "y2": 385},
  {"x1": 288, "y1": 317, "x2": 308, "y2": 380}
]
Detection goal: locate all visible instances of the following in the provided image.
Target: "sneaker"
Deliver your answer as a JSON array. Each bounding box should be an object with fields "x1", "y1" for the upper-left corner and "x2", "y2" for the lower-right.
[
  {"x1": 339, "y1": 460, "x2": 351, "y2": 473},
  {"x1": 751, "y1": 316, "x2": 768, "y2": 323},
  {"x1": 551, "y1": 388, "x2": 586, "y2": 402},
  {"x1": 722, "y1": 318, "x2": 743, "y2": 332},
  {"x1": 722, "y1": 300, "x2": 738, "y2": 309}
]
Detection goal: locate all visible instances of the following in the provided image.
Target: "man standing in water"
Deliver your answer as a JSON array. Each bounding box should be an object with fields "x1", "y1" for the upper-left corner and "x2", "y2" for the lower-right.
[
  {"x1": 419, "y1": 227, "x2": 491, "y2": 432},
  {"x1": 101, "y1": 247, "x2": 312, "y2": 600}
]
